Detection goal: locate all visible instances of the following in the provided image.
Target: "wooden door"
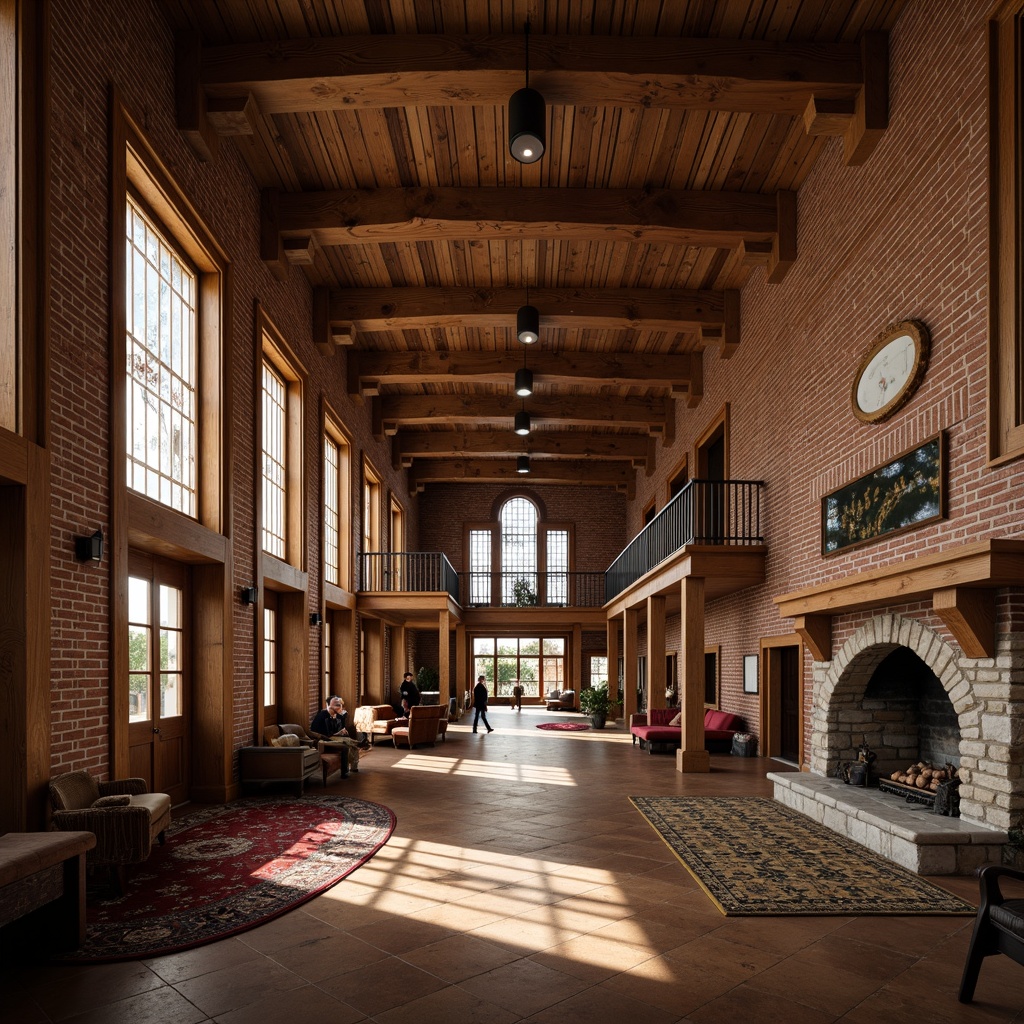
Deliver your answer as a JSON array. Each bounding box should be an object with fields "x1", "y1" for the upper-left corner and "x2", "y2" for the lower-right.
[
  {"x1": 127, "y1": 553, "x2": 189, "y2": 804},
  {"x1": 779, "y1": 646, "x2": 801, "y2": 763},
  {"x1": 695, "y1": 415, "x2": 727, "y2": 543}
]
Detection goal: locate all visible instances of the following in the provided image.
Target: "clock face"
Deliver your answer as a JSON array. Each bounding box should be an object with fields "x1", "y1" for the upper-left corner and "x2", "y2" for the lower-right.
[{"x1": 851, "y1": 320, "x2": 929, "y2": 424}]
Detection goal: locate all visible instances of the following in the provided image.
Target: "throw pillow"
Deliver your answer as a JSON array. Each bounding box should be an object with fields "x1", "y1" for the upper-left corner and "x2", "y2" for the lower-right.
[
  {"x1": 93, "y1": 794, "x2": 131, "y2": 807},
  {"x1": 668, "y1": 712, "x2": 682, "y2": 727},
  {"x1": 276, "y1": 733, "x2": 300, "y2": 747}
]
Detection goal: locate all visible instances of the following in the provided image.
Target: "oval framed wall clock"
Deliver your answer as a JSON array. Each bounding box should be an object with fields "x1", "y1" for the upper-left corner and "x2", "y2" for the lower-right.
[{"x1": 851, "y1": 319, "x2": 930, "y2": 424}]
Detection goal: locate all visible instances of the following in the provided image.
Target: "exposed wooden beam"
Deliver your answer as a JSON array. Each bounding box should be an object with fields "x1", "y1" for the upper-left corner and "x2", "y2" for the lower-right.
[
  {"x1": 349, "y1": 350, "x2": 699, "y2": 395},
  {"x1": 408, "y1": 458, "x2": 634, "y2": 493},
  {"x1": 379, "y1": 393, "x2": 672, "y2": 434},
  {"x1": 328, "y1": 286, "x2": 732, "y2": 333},
  {"x1": 794, "y1": 614, "x2": 832, "y2": 662},
  {"x1": 270, "y1": 187, "x2": 780, "y2": 250},
  {"x1": 393, "y1": 429, "x2": 652, "y2": 463},
  {"x1": 197, "y1": 34, "x2": 866, "y2": 118}
]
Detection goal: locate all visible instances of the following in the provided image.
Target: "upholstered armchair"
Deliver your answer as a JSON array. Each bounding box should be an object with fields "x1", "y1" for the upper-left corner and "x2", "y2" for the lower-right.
[
  {"x1": 49, "y1": 769, "x2": 172, "y2": 892},
  {"x1": 392, "y1": 704, "x2": 446, "y2": 748}
]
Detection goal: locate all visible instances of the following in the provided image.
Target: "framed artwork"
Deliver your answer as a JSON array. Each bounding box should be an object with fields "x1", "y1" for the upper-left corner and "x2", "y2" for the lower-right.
[
  {"x1": 851, "y1": 320, "x2": 930, "y2": 424},
  {"x1": 822, "y1": 434, "x2": 944, "y2": 556},
  {"x1": 743, "y1": 654, "x2": 759, "y2": 694}
]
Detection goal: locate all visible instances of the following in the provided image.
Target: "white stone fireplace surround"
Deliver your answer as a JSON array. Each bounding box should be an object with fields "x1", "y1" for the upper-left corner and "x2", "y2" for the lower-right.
[{"x1": 771, "y1": 612, "x2": 1020, "y2": 874}]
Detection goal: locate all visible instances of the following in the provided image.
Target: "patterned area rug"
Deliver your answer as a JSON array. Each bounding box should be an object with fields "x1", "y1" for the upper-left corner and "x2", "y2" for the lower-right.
[
  {"x1": 631, "y1": 795, "x2": 975, "y2": 916},
  {"x1": 536, "y1": 722, "x2": 590, "y2": 731},
  {"x1": 62, "y1": 795, "x2": 395, "y2": 962}
]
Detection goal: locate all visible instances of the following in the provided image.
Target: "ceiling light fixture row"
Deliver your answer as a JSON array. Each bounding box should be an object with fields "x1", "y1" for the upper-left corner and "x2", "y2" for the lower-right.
[{"x1": 508, "y1": 18, "x2": 545, "y2": 165}]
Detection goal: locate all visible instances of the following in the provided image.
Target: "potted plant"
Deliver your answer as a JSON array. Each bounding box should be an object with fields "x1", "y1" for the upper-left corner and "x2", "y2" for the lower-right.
[{"x1": 578, "y1": 685, "x2": 621, "y2": 730}]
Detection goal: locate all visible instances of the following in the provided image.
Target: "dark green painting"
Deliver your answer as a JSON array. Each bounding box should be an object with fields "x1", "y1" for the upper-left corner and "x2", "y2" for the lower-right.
[{"x1": 822, "y1": 435, "x2": 944, "y2": 555}]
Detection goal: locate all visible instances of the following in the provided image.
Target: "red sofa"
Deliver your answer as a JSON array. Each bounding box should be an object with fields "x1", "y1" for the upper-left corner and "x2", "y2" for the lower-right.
[{"x1": 629, "y1": 707, "x2": 744, "y2": 754}]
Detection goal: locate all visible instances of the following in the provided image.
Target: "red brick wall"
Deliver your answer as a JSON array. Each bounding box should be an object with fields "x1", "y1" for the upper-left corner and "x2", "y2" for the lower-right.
[
  {"x1": 625, "y1": 1, "x2": 1015, "y2": 751},
  {"x1": 46, "y1": 0, "x2": 413, "y2": 776}
]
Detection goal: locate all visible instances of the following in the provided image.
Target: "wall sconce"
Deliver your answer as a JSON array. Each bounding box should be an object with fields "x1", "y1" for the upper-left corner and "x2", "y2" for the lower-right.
[
  {"x1": 517, "y1": 455, "x2": 530, "y2": 474},
  {"x1": 309, "y1": 612, "x2": 323, "y2": 627},
  {"x1": 240, "y1": 585, "x2": 258, "y2": 606},
  {"x1": 508, "y1": 19, "x2": 545, "y2": 164},
  {"x1": 74, "y1": 529, "x2": 104, "y2": 562},
  {"x1": 514, "y1": 409, "x2": 531, "y2": 436}
]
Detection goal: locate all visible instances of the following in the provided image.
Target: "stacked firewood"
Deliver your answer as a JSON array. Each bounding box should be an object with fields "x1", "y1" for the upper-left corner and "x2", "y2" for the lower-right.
[{"x1": 888, "y1": 762, "x2": 956, "y2": 792}]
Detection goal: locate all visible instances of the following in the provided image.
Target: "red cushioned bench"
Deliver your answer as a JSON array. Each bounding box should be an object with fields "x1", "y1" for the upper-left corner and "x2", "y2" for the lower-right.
[{"x1": 629, "y1": 707, "x2": 744, "y2": 754}]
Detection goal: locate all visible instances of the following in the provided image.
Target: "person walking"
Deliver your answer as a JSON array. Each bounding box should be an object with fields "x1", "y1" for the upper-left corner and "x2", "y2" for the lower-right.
[{"x1": 472, "y1": 675, "x2": 494, "y2": 733}]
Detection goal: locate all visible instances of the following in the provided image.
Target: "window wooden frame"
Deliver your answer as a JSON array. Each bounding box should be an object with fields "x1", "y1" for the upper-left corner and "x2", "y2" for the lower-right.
[
  {"x1": 322, "y1": 405, "x2": 352, "y2": 593},
  {"x1": 667, "y1": 454, "x2": 689, "y2": 504},
  {"x1": 258, "y1": 310, "x2": 305, "y2": 570},
  {"x1": 989, "y1": 3, "x2": 1024, "y2": 463}
]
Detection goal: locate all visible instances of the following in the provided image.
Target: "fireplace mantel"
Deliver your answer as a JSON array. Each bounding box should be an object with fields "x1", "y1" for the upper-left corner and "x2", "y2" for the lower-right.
[{"x1": 774, "y1": 538, "x2": 1024, "y2": 660}]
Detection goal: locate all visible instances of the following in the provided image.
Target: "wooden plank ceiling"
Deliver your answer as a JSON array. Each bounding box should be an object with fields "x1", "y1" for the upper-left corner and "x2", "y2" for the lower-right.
[{"x1": 161, "y1": 0, "x2": 906, "y2": 495}]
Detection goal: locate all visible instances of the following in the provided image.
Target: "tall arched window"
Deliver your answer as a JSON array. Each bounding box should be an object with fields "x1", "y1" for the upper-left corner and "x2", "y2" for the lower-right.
[{"x1": 500, "y1": 496, "x2": 538, "y2": 605}]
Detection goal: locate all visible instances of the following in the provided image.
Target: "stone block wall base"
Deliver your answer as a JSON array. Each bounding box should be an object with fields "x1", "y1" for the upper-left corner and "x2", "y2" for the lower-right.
[
  {"x1": 769, "y1": 771, "x2": 1007, "y2": 875},
  {"x1": 677, "y1": 748, "x2": 710, "y2": 773}
]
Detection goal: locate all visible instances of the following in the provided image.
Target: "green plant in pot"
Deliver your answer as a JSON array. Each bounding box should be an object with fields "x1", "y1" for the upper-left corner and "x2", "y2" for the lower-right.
[
  {"x1": 416, "y1": 666, "x2": 439, "y2": 692},
  {"x1": 578, "y1": 685, "x2": 621, "y2": 729}
]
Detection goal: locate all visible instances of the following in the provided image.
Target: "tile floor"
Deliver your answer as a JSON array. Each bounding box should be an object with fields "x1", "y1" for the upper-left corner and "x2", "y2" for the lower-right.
[{"x1": 5, "y1": 708, "x2": 1024, "y2": 1023}]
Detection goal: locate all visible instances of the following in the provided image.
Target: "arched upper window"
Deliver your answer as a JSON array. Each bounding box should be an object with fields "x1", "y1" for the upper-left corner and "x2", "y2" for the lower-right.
[{"x1": 500, "y1": 497, "x2": 538, "y2": 604}]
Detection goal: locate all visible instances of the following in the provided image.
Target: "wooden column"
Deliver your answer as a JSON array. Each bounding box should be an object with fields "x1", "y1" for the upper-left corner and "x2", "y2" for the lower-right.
[
  {"x1": 391, "y1": 624, "x2": 408, "y2": 678},
  {"x1": 455, "y1": 623, "x2": 467, "y2": 714},
  {"x1": 647, "y1": 594, "x2": 666, "y2": 710},
  {"x1": 572, "y1": 623, "x2": 582, "y2": 691},
  {"x1": 606, "y1": 615, "x2": 621, "y2": 715},
  {"x1": 437, "y1": 608, "x2": 451, "y2": 706},
  {"x1": 622, "y1": 607, "x2": 640, "y2": 722},
  {"x1": 333, "y1": 608, "x2": 357, "y2": 710},
  {"x1": 363, "y1": 618, "x2": 384, "y2": 703},
  {"x1": 677, "y1": 576, "x2": 710, "y2": 773}
]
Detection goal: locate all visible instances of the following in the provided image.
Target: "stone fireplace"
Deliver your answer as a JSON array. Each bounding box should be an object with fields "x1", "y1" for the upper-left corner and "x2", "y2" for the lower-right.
[{"x1": 771, "y1": 611, "x2": 1021, "y2": 873}]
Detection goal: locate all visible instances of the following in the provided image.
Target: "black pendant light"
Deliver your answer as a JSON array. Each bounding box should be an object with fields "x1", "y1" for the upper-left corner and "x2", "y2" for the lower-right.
[
  {"x1": 514, "y1": 408, "x2": 531, "y2": 436},
  {"x1": 515, "y1": 367, "x2": 533, "y2": 397},
  {"x1": 509, "y1": 19, "x2": 545, "y2": 164},
  {"x1": 517, "y1": 454, "x2": 531, "y2": 474},
  {"x1": 517, "y1": 297, "x2": 539, "y2": 344}
]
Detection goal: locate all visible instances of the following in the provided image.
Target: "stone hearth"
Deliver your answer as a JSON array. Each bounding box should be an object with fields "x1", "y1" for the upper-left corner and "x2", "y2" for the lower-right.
[{"x1": 770, "y1": 771, "x2": 1007, "y2": 874}]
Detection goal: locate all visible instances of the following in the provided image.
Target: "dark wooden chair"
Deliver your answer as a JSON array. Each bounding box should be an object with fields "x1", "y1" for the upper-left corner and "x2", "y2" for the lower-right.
[{"x1": 959, "y1": 864, "x2": 1024, "y2": 1002}]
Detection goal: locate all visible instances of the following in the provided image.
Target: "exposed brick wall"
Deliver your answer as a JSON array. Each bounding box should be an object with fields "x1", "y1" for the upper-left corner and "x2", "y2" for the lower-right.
[
  {"x1": 626, "y1": 0, "x2": 1020, "y2": 759},
  {"x1": 46, "y1": 0, "x2": 412, "y2": 777}
]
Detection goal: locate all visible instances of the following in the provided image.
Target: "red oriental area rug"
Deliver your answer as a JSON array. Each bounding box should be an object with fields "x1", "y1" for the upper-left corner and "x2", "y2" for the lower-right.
[
  {"x1": 62, "y1": 795, "x2": 395, "y2": 962},
  {"x1": 536, "y1": 721, "x2": 590, "y2": 731}
]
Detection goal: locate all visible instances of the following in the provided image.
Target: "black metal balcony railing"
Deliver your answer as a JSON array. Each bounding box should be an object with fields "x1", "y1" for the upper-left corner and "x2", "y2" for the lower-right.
[
  {"x1": 459, "y1": 571, "x2": 606, "y2": 609},
  {"x1": 605, "y1": 479, "x2": 764, "y2": 601},
  {"x1": 358, "y1": 551, "x2": 460, "y2": 601}
]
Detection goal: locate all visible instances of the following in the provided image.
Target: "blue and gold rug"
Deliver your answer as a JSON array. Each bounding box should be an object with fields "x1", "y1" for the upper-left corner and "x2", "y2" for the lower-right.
[{"x1": 631, "y1": 795, "x2": 975, "y2": 916}]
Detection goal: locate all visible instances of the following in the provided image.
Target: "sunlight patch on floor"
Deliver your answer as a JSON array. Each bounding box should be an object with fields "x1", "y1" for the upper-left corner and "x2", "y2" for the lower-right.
[{"x1": 394, "y1": 753, "x2": 578, "y2": 785}]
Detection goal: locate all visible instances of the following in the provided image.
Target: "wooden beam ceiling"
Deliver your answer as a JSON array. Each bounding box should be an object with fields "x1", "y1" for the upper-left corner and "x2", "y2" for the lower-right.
[
  {"x1": 349, "y1": 350, "x2": 704, "y2": 396},
  {"x1": 166, "y1": 4, "x2": 894, "y2": 494}
]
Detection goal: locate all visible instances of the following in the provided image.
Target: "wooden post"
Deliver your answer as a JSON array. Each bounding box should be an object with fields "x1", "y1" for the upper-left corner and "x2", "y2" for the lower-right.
[
  {"x1": 647, "y1": 594, "x2": 666, "y2": 710},
  {"x1": 622, "y1": 607, "x2": 640, "y2": 723},
  {"x1": 677, "y1": 576, "x2": 710, "y2": 773},
  {"x1": 437, "y1": 608, "x2": 451, "y2": 707},
  {"x1": 606, "y1": 616, "x2": 621, "y2": 717}
]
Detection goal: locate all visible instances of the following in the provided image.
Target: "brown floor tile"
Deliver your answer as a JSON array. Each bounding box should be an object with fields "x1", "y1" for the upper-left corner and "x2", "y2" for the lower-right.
[{"x1": 16, "y1": 715, "x2": 1019, "y2": 1024}]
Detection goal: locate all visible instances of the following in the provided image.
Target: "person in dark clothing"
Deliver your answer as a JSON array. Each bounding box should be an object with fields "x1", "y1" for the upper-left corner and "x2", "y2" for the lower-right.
[
  {"x1": 472, "y1": 675, "x2": 494, "y2": 733},
  {"x1": 399, "y1": 671, "x2": 421, "y2": 710},
  {"x1": 309, "y1": 696, "x2": 364, "y2": 771}
]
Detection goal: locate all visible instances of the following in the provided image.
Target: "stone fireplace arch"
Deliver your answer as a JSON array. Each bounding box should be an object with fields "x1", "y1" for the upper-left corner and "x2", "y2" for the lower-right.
[{"x1": 811, "y1": 613, "x2": 996, "y2": 827}]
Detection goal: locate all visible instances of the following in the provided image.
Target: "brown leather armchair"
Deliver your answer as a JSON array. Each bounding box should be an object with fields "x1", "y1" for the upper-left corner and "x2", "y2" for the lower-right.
[
  {"x1": 48, "y1": 769, "x2": 172, "y2": 893},
  {"x1": 392, "y1": 704, "x2": 446, "y2": 748}
]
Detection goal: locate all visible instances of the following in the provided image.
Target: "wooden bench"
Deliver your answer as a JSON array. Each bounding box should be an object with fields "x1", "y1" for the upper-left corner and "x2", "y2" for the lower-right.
[{"x1": 0, "y1": 831, "x2": 96, "y2": 951}]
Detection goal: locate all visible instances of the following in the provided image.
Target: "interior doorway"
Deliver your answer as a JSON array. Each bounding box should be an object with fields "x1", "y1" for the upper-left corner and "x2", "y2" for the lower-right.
[
  {"x1": 762, "y1": 635, "x2": 803, "y2": 766},
  {"x1": 127, "y1": 552, "x2": 190, "y2": 804},
  {"x1": 694, "y1": 406, "x2": 729, "y2": 542}
]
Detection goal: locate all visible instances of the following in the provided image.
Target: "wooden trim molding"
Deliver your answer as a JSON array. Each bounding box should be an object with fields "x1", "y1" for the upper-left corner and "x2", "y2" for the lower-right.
[{"x1": 775, "y1": 539, "x2": 1024, "y2": 659}]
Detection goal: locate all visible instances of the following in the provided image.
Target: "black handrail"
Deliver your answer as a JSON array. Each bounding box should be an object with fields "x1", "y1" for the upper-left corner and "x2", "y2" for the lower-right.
[
  {"x1": 605, "y1": 479, "x2": 764, "y2": 601},
  {"x1": 459, "y1": 571, "x2": 606, "y2": 608},
  {"x1": 358, "y1": 552, "x2": 460, "y2": 601}
]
